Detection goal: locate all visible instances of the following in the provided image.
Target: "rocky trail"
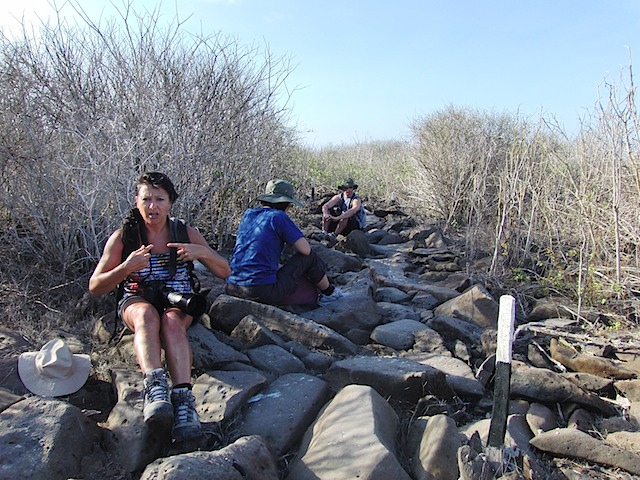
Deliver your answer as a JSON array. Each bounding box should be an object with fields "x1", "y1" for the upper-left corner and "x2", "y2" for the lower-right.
[{"x1": 2, "y1": 203, "x2": 640, "y2": 479}]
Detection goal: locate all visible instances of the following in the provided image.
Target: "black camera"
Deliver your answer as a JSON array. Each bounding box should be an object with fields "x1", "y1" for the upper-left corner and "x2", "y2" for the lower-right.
[
  {"x1": 138, "y1": 282, "x2": 207, "y2": 317},
  {"x1": 162, "y1": 289, "x2": 207, "y2": 317}
]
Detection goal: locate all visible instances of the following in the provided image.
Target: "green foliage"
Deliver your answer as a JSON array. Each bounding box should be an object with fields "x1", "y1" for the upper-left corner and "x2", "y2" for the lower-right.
[
  {"x1": 511, "y1": 268, "x2": 531, "y2": 283},
  {"x1": 605, "y1": 319, "x2": 624, "y2": 330}
]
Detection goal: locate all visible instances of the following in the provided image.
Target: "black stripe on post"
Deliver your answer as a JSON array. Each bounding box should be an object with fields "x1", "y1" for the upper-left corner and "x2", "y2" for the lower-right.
[{"x1": 488, "y1": 361, "x2": 512, "y2": 447}]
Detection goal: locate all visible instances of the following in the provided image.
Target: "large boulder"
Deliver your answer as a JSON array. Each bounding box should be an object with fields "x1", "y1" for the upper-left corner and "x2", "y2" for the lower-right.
[
  {"x1": 325, "y1": 355, "x2": 455, "y2": 403},
  {"x1": 209, "y1": 295, "x2": 358, "y2": 355},
  {"x1": 0, "y1": 397, "x2": 102, "y2": 480},
  {"x1": 434, "y1": 285, "x2": 498, "y2": 329},
  {"x1": 235, "y1": 373, "x2": 330, "y2": 455},
  {"x1": 140, "y1": 435, "x2": 279, "y2": 480},
  {"x1": 511, "y1": 361, "x2": 619, "y2": 417},
  {"x1": 530, "y1": 428, "x2": 640, "y2": 475},
  {"x1": 412, "y1": 414, "x2": 463, "y2": 480},
  {"x1": 286, "y1": 384, "x2": 412, "y2": 480}
]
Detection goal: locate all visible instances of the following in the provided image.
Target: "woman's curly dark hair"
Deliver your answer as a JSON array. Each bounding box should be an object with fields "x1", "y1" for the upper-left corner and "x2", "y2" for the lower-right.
[
  {"x1": 122, "y1": 207, "x2": 144, "y2": 247},
  {"x1": 136, "y1": 172, "x2": 179, "y2": 202}
]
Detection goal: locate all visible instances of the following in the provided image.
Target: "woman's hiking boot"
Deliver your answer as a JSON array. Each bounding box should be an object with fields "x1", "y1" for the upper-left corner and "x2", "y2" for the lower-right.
[
  {"x1": 142, "y1": 368, "x2": 173, "y2": 425},
  {"x1": 171, "y1": 387, "x2": 202, "y2": 442}
]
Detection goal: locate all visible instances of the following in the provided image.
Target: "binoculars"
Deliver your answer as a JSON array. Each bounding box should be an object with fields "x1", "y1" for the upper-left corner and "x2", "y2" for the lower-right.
[{"x1": 163, "y1": 289, "x2": 207, "y2": 317}]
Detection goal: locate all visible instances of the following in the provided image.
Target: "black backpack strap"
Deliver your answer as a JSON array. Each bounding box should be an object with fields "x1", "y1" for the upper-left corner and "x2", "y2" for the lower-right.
[
  {"x1": 116, "y1": 210, "x2": 145, "y2": 304},
  {"x1": 170, "y1": 217, "x2": 190, "y2": 243},
  {"x1": 169, "y1": 217, "x2": 200, "y2": 293},
  {"x1": 111, "y1": 209, "x2": 145, "y2": 342}
]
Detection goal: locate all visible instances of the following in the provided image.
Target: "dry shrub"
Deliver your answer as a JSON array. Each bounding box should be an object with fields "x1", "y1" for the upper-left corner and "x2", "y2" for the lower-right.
[
  {"x1": 0, "y1": 1, "x2": 297, "y2": 324},
  {"x1": 408, "y1": 68, "x2": 640, "y2": 319}
]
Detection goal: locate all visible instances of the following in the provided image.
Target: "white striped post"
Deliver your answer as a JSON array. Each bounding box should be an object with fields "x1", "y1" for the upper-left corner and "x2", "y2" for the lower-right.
[{"x1": 488, "y1": 295, "x2": 516, "y2": 450}]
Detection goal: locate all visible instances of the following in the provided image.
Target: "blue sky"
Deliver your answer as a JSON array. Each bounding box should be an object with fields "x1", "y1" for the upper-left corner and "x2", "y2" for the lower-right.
[{"x1": 3, "y1": 1, "x2": 640, "y2": 146}]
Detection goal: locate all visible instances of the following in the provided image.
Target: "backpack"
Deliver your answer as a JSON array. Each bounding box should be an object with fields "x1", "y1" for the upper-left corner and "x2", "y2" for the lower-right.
[{"x1": 120, "y1": 216, "x2": 195, "y2": 282}]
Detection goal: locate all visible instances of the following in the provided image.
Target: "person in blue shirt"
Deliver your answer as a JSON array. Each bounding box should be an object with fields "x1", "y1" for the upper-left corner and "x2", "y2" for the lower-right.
[
  {"x1": 321, "y1": 177, "x2": 366, "y2": 236},
  {"x1": 226, "y1": 179, "x2": 343, "y2": 307}
]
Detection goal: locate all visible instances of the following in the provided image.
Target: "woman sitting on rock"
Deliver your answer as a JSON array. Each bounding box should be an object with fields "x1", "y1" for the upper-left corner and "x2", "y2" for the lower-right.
[
  {"x1": 321, "y1": 177, "x2": 366, "y2": 237},
  {"x1": 88, "y1": 172, "x2": 230, "y2": 442}
]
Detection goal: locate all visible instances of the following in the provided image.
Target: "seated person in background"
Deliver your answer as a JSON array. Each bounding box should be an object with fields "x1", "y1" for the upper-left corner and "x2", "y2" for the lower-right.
[
  {"x1": 89, "y1": 172, "x2": 231, "y2": 442},
  {"x1": 225, "y1": 179, "x2": 343, "y2": 307},
  {"x1": 321, "y1": 177, "x2": 366, "y2": 236}
]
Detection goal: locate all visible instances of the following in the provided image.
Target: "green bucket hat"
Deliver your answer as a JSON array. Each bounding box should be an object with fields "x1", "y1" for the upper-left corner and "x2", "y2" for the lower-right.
[
  {"x1": 258, "y1": 179, "x2": 303, "y2": 207},
  {"x1": 339, "y1": 177, "x2": 358, "y2": 190}
]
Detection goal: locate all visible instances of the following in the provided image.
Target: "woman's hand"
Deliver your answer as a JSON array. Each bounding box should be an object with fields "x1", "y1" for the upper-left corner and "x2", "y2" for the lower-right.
[
  {"x1": 173, "y1": 227, "x2": 231, "y2": 279},
  {"x1": 168, "y1": 242, "x2": 207, "y2": 263},
  {"x1": 123, "y1": 244, "x2": 153, "y2": 273},
  {"x1": 323, "y1": 212, "x2": 338, "y2": 222},
  {"x1": 89, "y1": 228, "x2": 149, "y2": 297}
]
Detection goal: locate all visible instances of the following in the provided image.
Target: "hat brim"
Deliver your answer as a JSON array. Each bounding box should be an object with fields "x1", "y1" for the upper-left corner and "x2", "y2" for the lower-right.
[
  {"x1": 18, "y1": 352, "x2": 91, "y2": 397},
  {"x1": 257, "y1": 193, "x2": 304, "y2": 207},
  {"x1": 339, "y1": 185, "x2": 358, "y2": 190}
]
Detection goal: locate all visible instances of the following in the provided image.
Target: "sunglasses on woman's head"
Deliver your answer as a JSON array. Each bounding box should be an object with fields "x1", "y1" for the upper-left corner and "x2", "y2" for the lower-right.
[{"x1": 143, "y1": 172, "x2": 169, "y2": 183}]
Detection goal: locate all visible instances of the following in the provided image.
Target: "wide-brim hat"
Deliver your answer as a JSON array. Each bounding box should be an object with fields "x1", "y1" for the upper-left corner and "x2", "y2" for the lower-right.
[
  {"x1": 257, "y1": 179, "x2": 303, "y2": 207},
  {"x1": 18, "y1": 338, "x2": 91, "y2": 397},
  {"x1": 339, "y1": 177, "x2": 358, "y2": 190}
]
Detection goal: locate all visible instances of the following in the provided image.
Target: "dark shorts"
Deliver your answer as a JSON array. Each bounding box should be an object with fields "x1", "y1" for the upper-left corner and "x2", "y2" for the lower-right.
[
  {"x1": 326, "y1": 213, "x2": 361, "y2": 236},
  {"x1": 225, "y1": 250, "x2": 326, "y2": 305},
  {"x1": 117, "y1": 293, "x2": 200, "y2": 331}
]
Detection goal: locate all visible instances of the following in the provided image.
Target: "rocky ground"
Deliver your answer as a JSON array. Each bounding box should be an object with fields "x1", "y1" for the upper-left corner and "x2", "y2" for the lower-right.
[{"x1": 2, "y1": 202, "x2": 640, "y2": 479}]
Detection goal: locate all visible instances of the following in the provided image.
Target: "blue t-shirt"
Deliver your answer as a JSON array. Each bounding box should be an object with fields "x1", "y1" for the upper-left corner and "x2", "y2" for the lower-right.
[{"x1": 228, "y1": 207, "x2": 304, "y2": 286}]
